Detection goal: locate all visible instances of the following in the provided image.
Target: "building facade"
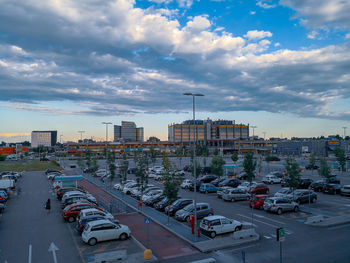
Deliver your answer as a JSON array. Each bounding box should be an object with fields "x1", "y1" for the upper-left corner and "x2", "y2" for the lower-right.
[
  {"x1": 114, "y1": 121, "x2": 144, "y2": 142},
  {"x1": 31, "y1": 131, "x2": 57, "y2": 147},
  {"x1": 168, "y1": 119, "x2": 249, "y2": 143}
]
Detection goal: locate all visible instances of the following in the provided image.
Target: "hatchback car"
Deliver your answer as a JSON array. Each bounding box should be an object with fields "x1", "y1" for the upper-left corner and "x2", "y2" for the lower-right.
[
  {"x1": 310, "y1": 180, "x2": 327, "y2": 192},
  {"x1": 249, "y1": 195, "x2": 268, "y2": 209},
  {"x1": 299, "y1": 178, "x2": 313, "y2": 189},
  {"x1": 249, "y1": 184, "x2": 269, "y2": 195},
  {"x1": 341, "y1": 185, "x2": 350, "y2": 196},
  {"x1": 82, "y1": 219, "x2": 131, "y2": 246},
  {"x1": 263, "y1": 197, "x2": 299, "y2": 215},
  {"x1": 165, "y1": 199, "x2": 193, "y2": 216},
  {"x1": 154, "y1": 197, "x2": 179, "y2": 211},
  {"x1": 76, "y1": 215, "x2": 119, "y2": 234},
  {"x1": 286, "y1": 190, "x2": 317, "y2": 204},
  {"x1": 323, "y1": 184, "x2": 342, "y2": 195},
  {"x1": 180, "y1": 179, "x2": 192, "y2": 189},
  {"x1": 175, "y1": 203, "x2": 214, "y2": 222},
  {"x1": 78, "y1": 208, "x2": 114, "y2": 221},
  {"x1": 274, "y1": 188, "x2": 293, "y2": 198},
  {"x1": 200, "y1": 215, "x2": 242, "y2": 238},
  {"x1": 222, "y1": 188, "x2": 250, "y2": 202},
  {"x1": 62, "y1": 203, "x2": 98, "y2": 222},
  {"x1": 199, "y1": 183, "x2": 218, "y2": 194},
  {"x1": 262, "y1": 175, "x2": 281, "y2": 184},
  {"x1": 61, "y1": 196, "x2": 97, "y2": 208},
  {"x1": 216, "y1": 186, "x2": 232, "y2": 199},
  {"x1": 218, "y1": 178, "x2": 241, "y2": 188}
]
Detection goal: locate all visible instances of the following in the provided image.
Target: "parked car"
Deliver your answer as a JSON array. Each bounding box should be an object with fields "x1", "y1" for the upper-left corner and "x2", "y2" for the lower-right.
[
  {"x1": 249, "y1": 184, "x2": 269, "y2": 195},
  {"x1": 175, "y1": 203, "x2": 214, "y2": 222},
  {"x1": 270, "y1": 171, "x2": 284, "y2": 178},
  {"x1": 0, "y1": 203, "x2": 5, "y2": 213},
  {"x1": 141, "y1": 189, "x2": 163, "y2": 202},
  {"x1": 310, "y1": 180, "x2": 327, "y2": 192},
  {"x1": 154, "y1": 197, "x2": 179, "y2": 211},
  {"x1": 82, "y1": 219, "x2": 131, "y2": 245},
  {"x1": 263, "y1": 197, "x2": 299, "y2": 215},
  {"x1": 340, "y1": 185, "x2": 350, "y2": 196},
  {"x1": 127, "y1": 168, "x2": 136, "y2": 174},
  {"x1": 216, "y1": 186, "x2": 232, "y2": 199},
  {"x1": 201, "y1": 167, "x2": 212, "y2": 175},
  {"x1": 298, "y1": 178, "x2": 313, "y2": 189},
  {"x1": 200, "y1": 215, "x2": 242, "y2": 238},
  {"x1": 61, "y1": 196, "x2": 97, "y2": 209},
  {"x1": 180, "y1": 179, "x2": 192, "y2": 189},
  {"x1": 164, "y1": 199, "x2": 193, "y2": 216},
  {"x1": 218, "y1": 178, "x2": 241, "y2": 188},
  {"x1": 237, "y1": 181, "x2": 256, "y2": 192},
  {"x1": 262, "y1": 175, "x2": 281, "y2": 184},
  {"x1": 56, "y1": 187, "x2": 85, "y2": 201},
  {"x1": 286, "y1": 190, "x2": 317, "y2": 204},
  {"x1": 76, "y1": 215, "x2": 115, "y2": 234},
  {"x1": 45, "y1": 169, "x2": 61, "y2": 175},
  {"x1": 122, "y1": 182, "x2": 138, "y2": 194},
  {"x1": 62, "y1": 203, "x2": 98, "y2": 222},
  {"x1": 305, "y1": 164, "x2": 319, "y2": 170},
  {"x1": 189, "y1": 181, "x2": 203, "y2": 191},
  {"x1": 198, "y1": 175, "x2": 217, "y2": 183},
  {"x1": 249, "y1": 195, "x2": 268, "y2": 209},
  {"x1": 143, "y1": 193, "x2": 165, "y2": 206},
  {"x1": 323, "y1": 184, "x2": 342, "y2": 195},
  {"x1": 135, "y1": 187, "x2": 160, "y2": 200},
  {"x1": 183, "y1": 165, "x2": 190, "y2": 172},
  {"x1": 78, "y1": 208, "x2": 114, "y2": 221},
  {"x1": 174, "y1": 170, "x2": 185, "y2": 176},
  {"x1": 274, "y1": 188, "x2": 293, "y2": 198},
  {"x1": 113, "y1": 180, "x2": 134, "y2": 191},
  {"x1": 62, "y1": 191, "x2": 96, "y2": 203},
  {"x1": 325, "y1": 176, "x2": 340, "y2": 184},
  {"x1": 210, "y1": 178, "x2": 227, "y2": 187},
  {"x1": 236, "y1": 172, "x2": 255, "y2": 180},
  {"x1": 222, "y1": 188, "x2": 250, "y2": 202},
  {"x1": 199, "y1": 183, "x2": 218, "y2": 194}
]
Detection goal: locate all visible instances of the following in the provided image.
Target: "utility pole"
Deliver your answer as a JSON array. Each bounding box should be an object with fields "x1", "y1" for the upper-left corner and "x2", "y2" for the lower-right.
[
  {"x1": 102, "y1": 122, "x2": 112, "y2": 173},
  {"x1": 78, "y1": 131, "x2": 85, "y2": 142}
]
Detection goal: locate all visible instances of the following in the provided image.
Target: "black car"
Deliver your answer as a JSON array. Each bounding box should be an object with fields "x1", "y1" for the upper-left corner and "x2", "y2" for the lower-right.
[
  {"x1": 310, "y1": 180, "x2": 327, "y2": 192},
  {"x1": 189, "y1": 181, "x2": 203, "y2": 191},
  {"x1": 154, "y1": 197, "x2": 180, "y2": 211},
  {"x1": 288, "y1": 190, "x2": 317, "y2": 204},
  {"x1": 201, "y1": 167, "x2": 212, "y2": 174},
  {"x1": 199, "y1": 175, "x2": 217, "y2": 183},
  {"x1": 45, "y1": 169, "x2": 61, "y2": 175},
  {"x1": 236, "y1": 172, "x2": 256, "y2": 180},
  {"x1": 218, "y1": 178, "x2": 241, "y2": 188},
  {"x1": 210, "y1": 178, "x2": 227, "y2": 187},
  {"x1": 143, "y1": 194, "x2": 165, "y2": 206},
  {"x1": 305, "y1": 164, "x2": 319, "y2": 170},
  {"x1": 298, "y1": 178, "x2": 313, "y2": 189},
  {"x1": 0, "y1": 203, "x2": 5, "y2": 213},
  {"x1": 183, "y1": 165, "x2": 190, "y2": 172},
  {"x1": 323, "y1": 184, "x2": 342, "y2": 195},
  {"x1": 83, "y1": 168, "x2": 95, "y2": 173},
  {"x1": 164, "y1": 199, "x2": 193, "y2": 216},
  {"x1": 325, "y1": 176, "x2": 340, "y2": 184}
]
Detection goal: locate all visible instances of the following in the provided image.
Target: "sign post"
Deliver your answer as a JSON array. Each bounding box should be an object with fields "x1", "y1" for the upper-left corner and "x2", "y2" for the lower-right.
[
  {"x1": 143, "y1": 217, "x2": 152, "y2": 260},
  {"x1": 276, "y1": 227, "x2": 285, "y2": 263}
]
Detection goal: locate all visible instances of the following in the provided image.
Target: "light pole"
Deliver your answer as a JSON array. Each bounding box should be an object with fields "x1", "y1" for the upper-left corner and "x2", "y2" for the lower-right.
[
  {"x1": 263, "y1": 132, "x2": 266, "y2": 140},
  {"x1": 102, "y1": 122, "x2": 112, "y2": 173},
  {"x1": 251, "y1": 126, "x2": 257, "y2": 139},
  {"x1": 184, "y1": 92, "x2": 204, "y2": 242},
  {"x1": 78, "y1": 131, "x2": 85, "y2": 142},
  {"x1": 342, "y1": 127, "x2": 347, "y2": 139}
]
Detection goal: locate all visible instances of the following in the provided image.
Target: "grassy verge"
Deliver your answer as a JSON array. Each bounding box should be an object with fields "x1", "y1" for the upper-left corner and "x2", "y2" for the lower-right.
[{"x1": 0, "y1": 160, "x2": 61, "y2": 172}]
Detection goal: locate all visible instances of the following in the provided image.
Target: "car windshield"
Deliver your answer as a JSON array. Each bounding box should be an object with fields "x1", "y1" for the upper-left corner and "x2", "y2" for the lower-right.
[
  {"x1": 265, "y1": 199, "x2": 273, "y2": 203},
  {"x1": 241, "y1": 182, "x2": 250, "y2": 187},
  {"x1": 279, "y1": 188, "x2": 289, "y2": 194},
  {"x1": 201, "y1": 219, "x2": 209, "y2": 226},
  {"x1": 183, "y1": 204, "x2": 194, "y2": 211}
]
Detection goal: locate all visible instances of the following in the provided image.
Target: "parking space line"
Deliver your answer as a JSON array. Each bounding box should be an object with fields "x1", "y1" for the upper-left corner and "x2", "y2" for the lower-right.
[
  {"x1": 93, "y1": 243, "x2": 110, "y2": 253},
  {"x1": 254, "y1": 214, "x2": 286, "y2": 225},
  {"x1": 66, "y1": 223, "x2": 86, "y2": 263},
  {"x1": 264, "y1": 235, "x2": 272, "y2": 239},
  {"x1": 237, "y1": 214, "x2": 280, "y2": 228}
]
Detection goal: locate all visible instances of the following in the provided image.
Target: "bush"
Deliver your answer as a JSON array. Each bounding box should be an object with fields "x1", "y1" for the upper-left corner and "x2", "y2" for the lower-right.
[
  {"x1": 266, "y1": 155, "x2": 280, "y2": 162},
  {"x1": 0, "y1": 155, "x2": 6, "y2": 161}
]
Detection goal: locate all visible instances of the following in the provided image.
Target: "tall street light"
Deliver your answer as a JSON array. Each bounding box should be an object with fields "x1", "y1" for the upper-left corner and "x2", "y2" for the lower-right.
[
  {"x1": 183, "y1": 92, "x2": 204, "y2": 242},
  {"x1": 102, "y1": 122, "x2": 112, "y2": 167},
  {"x1": 342, "y1": 127, "x2": 347, "y2": 139},
  {"x1": 78, "y1": 131, "x2": 85, "y2": 142}
]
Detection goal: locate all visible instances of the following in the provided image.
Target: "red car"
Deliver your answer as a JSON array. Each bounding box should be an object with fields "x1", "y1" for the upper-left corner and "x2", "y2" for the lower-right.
[
  {"x1": 62, "y1": 203, "x2": 97, "y2": 223},
  {"x1": 250, "y1": 184, "x2": 269, "y2": 195},
  {"x1": 249, "y1": 195, "x2": 268, "y2": 209}
]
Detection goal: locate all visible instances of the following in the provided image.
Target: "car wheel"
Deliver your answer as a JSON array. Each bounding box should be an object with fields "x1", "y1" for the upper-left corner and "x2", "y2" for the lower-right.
[
  {"x1": 88, "y1": 238, "x2": 97, "y2": 246},
  {"x1": 205, "y1": 190, "x2": 208, "y2": 194},
  {"x1": 235, "y1": 226, "x2": 241, "y2": 232},
  {"x1": 186, "y1": 216, "x2": 190, "y2": 223},
  {"x1": 185, "y1": 186, "x2": 188, "y2": 189},
  {"x1": 210, "y1": 231, "x2": 216, "y2": 238},
  {"x1": 68, "y1": 216, "x2": 75, "y2": 223},
  {"x1": 277, "y1": 208, "x2": 282, "y2": 215},
  {"x1": 246, "y1": 196, "x2": 250, "y2": 201},
  {"x1": 297, "y1": 200, "x2": 301, "y2": 205},
  {"x1": 294, "y1": 206, "x2": 299, "y2": 212},
  {"x1": 312, "y1": 197, "x2": 316, "y2": 203},
  {"x1": 266, "y1": 190, "x2": 269, "y2": 194},
  {"x1": 231, "y1": 198, "x2": 235, "y2": 202},
  {"x1": 120, "y1": 233, "x2": 128, "y2": 240}
]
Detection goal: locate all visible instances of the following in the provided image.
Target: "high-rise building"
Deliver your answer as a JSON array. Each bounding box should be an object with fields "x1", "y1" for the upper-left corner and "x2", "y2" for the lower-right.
[
  {"x1": 168, "y1": 119, "x2": 249, "y2": 143},
  {"x1": 31, "y1": 131, "x2": 57, "y2": 147},
  {"x1": 114, "y1": 121, "x2": 144, "y2": 142}
]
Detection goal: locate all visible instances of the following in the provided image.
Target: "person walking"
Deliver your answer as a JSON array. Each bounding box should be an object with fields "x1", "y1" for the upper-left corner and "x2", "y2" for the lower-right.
[{"x1": 45, "y1": 198, "x2": 51, "y2": 214}]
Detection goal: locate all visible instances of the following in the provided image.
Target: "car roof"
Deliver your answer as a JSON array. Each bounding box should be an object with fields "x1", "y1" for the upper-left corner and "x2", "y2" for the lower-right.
[
  {"x1": 203, "y1": 215, "x2": 226, "y2": 221},
  {"x1": 86, "y1": 219, "x2": 112, "y2": 227},
  {"x1": 80, "y1": 208, "x2": 103, "y2": 214}
]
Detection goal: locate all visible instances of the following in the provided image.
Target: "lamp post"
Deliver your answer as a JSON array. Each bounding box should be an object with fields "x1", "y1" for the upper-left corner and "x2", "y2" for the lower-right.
[
  {"x1": 184, "y1": 92, "x2": 204, "y2": 242},
  {"x1": 78, "y1": 131, "x2": 85, "y2": 142},
  {"x1": 102, "y1": 122, "x2": 112, "y2": 173},
  {"x1": 342, "y1": 127, "x2": 347, "y2": 140}
]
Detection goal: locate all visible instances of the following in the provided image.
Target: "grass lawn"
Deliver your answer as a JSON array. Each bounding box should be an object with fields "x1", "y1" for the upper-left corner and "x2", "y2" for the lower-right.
[{"x1": 0, "y1": 160, "x2": 61, "y2": 172}]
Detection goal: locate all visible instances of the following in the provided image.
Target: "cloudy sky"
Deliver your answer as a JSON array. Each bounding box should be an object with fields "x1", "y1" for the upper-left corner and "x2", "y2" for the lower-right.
[{"x1": 1, "y1": 0, "x2": 350, "y2": 142}]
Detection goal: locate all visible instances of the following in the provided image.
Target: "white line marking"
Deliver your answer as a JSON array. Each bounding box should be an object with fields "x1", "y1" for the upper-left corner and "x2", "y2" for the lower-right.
[
  {"x1": 255, "y1": 215, "x2": 286, "y2": 225},
  {"x1": 271, "y1": 234, "x2": 276, "y2": 238},
  {"x1": 327, "y1": 224, "x2": 350, "y2": 231},
  {"x1": 66, "y1": 222, "x2": 86, "y2": 263},
  {"x1": 28, "y1": 244, "x2": 32, "y2": 263},
  {"x1": 264, "y1": 235, "x2": 272, "y2": 239},
  {"x1": 237, "y1": 214, "x2": 280, "y2": 228}
]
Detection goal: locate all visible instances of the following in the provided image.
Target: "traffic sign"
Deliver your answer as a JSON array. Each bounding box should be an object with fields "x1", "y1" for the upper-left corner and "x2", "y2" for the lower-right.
[
  {"x1": 144, "y1": 217, "x2": 151, "y2": 224},
  {"x1": 277, "y1": 227, "x2": 285, "y2": 242}
]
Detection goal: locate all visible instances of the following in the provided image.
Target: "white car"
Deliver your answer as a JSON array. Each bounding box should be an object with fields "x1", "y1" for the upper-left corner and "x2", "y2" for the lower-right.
[
  {"x1": 114, "y1": 180, "x2": 134, "y2": 191},
  {"x1": 274, "y1": 187, "x2": 293, "y2": 198},
  {"x1": 262, "y1": 175, "x2": 281, "y2": 184},
  {"x1": 123, "y1": 183, "x2": 138, "y2": 194},
  {"x1": 181, "y1": 179, "x2": 192, "y2": 189},
  {"x1": 82, "y1": 219, "x2": 131, "y2": 246},
  {"x1": 200, "y1": 215, "x2": 242, "y2": 238},
  {"x1": 95, "y1": 169, "x2": 108, "y2": 177},
  {"x1": 141, "y1": 189, "x2": 163, "y2": 202},
  {"x1": 62, "y1": 191, "x2": 97, "y2": 203},
  {"x1": 79, "y1": 208, "x2": 114, "y2": 221},
  {"x1": 154, "y1": 174, "x2": 163, "y2": 181},
  {"x1": 148, "y1": 173, "x2": 157, "y2": 179},
  {"x1": 237, "y1": 181, "x2": 257, "y2": 192}
]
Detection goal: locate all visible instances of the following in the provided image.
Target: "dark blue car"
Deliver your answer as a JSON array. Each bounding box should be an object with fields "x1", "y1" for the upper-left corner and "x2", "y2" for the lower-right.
[{"x1": 76, "y1": 215, "x2": 120, "y2": 234}]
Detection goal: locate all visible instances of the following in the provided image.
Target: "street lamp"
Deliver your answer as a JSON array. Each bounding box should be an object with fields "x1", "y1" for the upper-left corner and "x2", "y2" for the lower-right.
[
  {"x1": 251, "y1": 125, "x2": 257, "y2": 139},
  {"x1": 78, "y1": 131, "x2": 85, "y2": 142},
  {"x1": 183, "y1": 92, "x2": 204, "y2": 242},
  {"x1": 342, "y1": 127, "x2": 347, "y2": 139},
  {"x1": 102, "y1": 122, "x2": 112, "y2": 158}
]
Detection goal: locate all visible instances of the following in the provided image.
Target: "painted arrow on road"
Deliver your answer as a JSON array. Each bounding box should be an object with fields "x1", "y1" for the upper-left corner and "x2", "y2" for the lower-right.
[{"x1": 48, "y1": 242, "x2": 59, "y2": 263}]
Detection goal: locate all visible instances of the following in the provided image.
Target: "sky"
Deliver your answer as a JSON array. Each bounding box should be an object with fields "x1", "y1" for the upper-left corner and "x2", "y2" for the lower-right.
[{"x1": 0, "y1": 0, "x2": 350, "y2": 143}]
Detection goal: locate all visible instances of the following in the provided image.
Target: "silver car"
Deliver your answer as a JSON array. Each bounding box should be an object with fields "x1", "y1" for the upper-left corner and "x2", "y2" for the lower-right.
[
  {"x1": 274, "y1": 187, "x2": 293, "y2": 198},
  {"x1": 222, "y1": 188, "x2": 250, "y2": 202},
  {"x1": 263, "y1": 197, "x2": 299, "y2": 215},
  {"x1": 341, "y1": 185, "x2": 350, "y2": 196}
]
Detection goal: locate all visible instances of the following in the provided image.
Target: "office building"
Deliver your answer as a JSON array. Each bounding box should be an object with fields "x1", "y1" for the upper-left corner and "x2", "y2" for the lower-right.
[
  {"x1": 31, "y1": 131, "x2": 57, "y2": 147},
  {"x1": 114, "y1": 121, "x2": 144, "y2": 142},
  {"x1": 168, "y1": 119, "x2": 249, "y2": 143}
]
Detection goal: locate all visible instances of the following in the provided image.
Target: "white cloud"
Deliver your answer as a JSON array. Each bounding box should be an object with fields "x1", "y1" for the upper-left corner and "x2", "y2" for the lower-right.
[
  {"x1": 257, "y1": 1, "x2": 276, "y2": 9},
  {"x1": 345, "y1": 33, "x2": 350, "y2": 39},
  {"x1": 307, "y1": 30, "x2": 319, "y2": 39},
  {"x1": 177, "y1": 0, "x2": 193, "y2": 8},
  {"x1": 250, "y1": 11, "x2": 256, "y2": 15},
  {"x1": 244, "y1": 30, "x2": 273, "y2": 40}
]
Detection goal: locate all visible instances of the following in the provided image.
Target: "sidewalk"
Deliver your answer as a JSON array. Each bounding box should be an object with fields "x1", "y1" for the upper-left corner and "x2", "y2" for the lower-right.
[{"x1": 305, "y1": 214, "x2": 350, "y2": 227}]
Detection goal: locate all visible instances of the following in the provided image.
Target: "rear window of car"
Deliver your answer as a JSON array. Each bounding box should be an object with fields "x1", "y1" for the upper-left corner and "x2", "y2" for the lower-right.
[{"x1": 344, "y1": 186, "x2": 350, "y2": 190}]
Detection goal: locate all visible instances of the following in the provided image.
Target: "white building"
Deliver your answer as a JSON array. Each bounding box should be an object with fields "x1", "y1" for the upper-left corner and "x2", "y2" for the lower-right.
[{"x1": 31, "y1": 131, "x2": 57, "y2": 147}]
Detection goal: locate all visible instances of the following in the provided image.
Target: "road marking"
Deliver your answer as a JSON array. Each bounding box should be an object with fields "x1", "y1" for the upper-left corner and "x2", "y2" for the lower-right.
[
  {"x1": 327, "y1": 224, "x2": 350, "y2": 231},
  {"x1": 254, "y1": 214, "x2": 286, "y2": 225},
  {"x1": 264, "y1": 235, "x2": 272, "y2": 239},
  {"x1": 93, "y1": 243, "x2": 109, "y2": 253},
  {"x1": 66, "y1": 223, "x2": 86, "y2": 263},
  {"x1": 28, "y1": 244, "x2": 32, "y2": 263},
  {"x1": 237, "y1": 214, "x2": 280, "y2": 228}
]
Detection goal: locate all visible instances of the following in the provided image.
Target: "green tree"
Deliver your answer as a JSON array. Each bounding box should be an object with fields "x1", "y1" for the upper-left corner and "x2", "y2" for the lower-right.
[
  {"x1": 150, "y1": 146, "x2": 157, "y2": 168},
  {"x1": 92, "y1": 158, "x2": 99, "y2": 173},
  {"x1": 213, "y1": 148, "x2": 219, "y2": 156},
  {"x1": 77, "y1": 157, "x2": 85, "y2": 171},
  {"x1": 135, "y1": 153, "x2": 148, "y2": 196},
  {"x1": 243, "y1": 152, "x2": 256, "y2": 184},
  {"x1": 211, "y1": 156, "x2": 225, "y2": 178},
  {"x1": 107, "y1": 152, "x2": 116, "y2": 186},
  {"x1": 162, "y1": 152, "x2": 182, "y2": 224},
  {"x1": 176, "y1": 147, "x2": 183, "y2": 169},
  {"x1": 334, "y1": 147, "x2": 346, "y2": 172},
  {"x1": 284, "y1": 158, "x2": 301, "y2": 191},
  {"x1": 231, "y1": 152, "x2": 238, "y2": 163},
  {"x1": 85, "y1": 149, "x2": 92, "y2": 170},
  {"x1": 120, "y1": 152, "x2": 129, "y2": 185},
  {"x1": 309, "y1": 154, "x2": 316, "y2": 167},
  {"x1": 318, "y1": 158, "x2": 331, "y2": 178}
]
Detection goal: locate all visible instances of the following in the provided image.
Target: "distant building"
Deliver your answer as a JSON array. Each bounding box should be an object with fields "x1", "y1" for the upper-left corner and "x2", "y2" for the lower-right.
[
  {"x1": 31, "y1": 131, "x2": 57, "y2": 147},
  {"x1": 168, "y1": 119, "x2": 249, "y2": 143},
  {"x1": 114, "y1": 121, "x2": 144, "y2": 142}
]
